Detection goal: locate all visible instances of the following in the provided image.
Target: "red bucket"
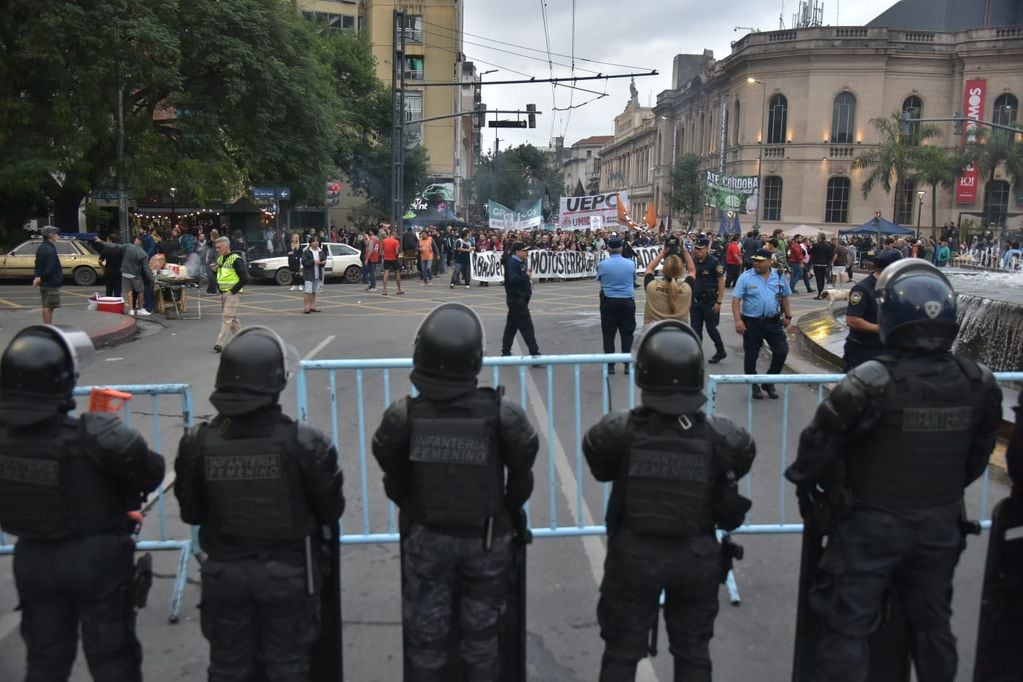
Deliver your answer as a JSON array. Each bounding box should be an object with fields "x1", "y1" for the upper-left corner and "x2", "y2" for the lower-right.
[{"x1": 96, "y1": 296, "x2": 125, "y2": 313}]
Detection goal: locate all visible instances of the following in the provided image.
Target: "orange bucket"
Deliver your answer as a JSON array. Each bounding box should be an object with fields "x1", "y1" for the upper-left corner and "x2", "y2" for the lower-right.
[{"x1": 89, "y1": 388, "x2": 133, "y2": 413}]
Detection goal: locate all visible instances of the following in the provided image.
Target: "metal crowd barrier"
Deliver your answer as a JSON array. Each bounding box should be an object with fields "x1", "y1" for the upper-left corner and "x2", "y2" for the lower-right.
[
  {"x1": 296, "y1": 354, "x2": 1021, "y2": 605},
  {"x1": 0, "y1": 383, "x2": 194, "y2": 623}
]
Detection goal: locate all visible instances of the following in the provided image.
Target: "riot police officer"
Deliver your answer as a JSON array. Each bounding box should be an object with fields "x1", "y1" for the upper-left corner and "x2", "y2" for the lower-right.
[
  {"x1": 689, "y1": 237, "x2": 727, "y2": 364},
  {"x1": 174, "y1": 326, "x2": 344, "y2": 681},
  {"x1": 583, "y1": 320, "x2": 756, "y2": 681},
  {"x1": 0, "y1": 325, "x2": 165, "y2": 682},
  {"x1": 785, "y1": 260, "x2": 1003, "y2": 682},
  {"x1": 372, "y1": 303, "x2": 539, "y2": 681},
  {"x1": 841, "y1": 248, "x2": 902, "y2": 371}
]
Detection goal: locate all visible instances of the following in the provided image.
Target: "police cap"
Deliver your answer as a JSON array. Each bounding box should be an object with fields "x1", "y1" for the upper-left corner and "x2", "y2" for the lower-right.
[{"x1": 606, "y1": 236, "x2": 623, "y2": 249}]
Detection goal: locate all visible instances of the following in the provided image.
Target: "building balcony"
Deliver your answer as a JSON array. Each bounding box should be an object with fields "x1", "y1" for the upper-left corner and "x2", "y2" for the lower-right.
[{"x1": 829, "y1": 145, "x2": 856, "y2": 159}]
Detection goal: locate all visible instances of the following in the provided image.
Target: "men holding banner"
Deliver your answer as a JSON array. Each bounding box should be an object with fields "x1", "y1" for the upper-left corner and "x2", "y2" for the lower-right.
[{"x1": 597, "y1": 236, "x2": 637, "y2": 375}]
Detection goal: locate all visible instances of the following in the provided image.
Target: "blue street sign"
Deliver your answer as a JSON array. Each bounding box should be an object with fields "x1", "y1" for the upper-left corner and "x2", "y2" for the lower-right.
[
  {"x1": 278, "y1": 187, "x2": 291, "y2": 200},
  {"x1": 253, "y1": 187, "x2": 276, "y2": 200}
]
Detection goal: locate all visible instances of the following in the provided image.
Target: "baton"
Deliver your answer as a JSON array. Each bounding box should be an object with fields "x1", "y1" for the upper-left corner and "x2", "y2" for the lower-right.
[
  {"x1": 304, "y1": 536, "x2": 315, "y2": 597},
  {"x1": 483, "y1": 516, "x2": 494, "y2": 553}
]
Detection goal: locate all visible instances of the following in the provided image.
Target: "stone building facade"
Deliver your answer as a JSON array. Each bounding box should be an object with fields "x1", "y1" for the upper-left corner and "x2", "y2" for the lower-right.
[
  {"x1": 652, "y1": 25, "x2": 1023, "y2": 237},
  {"x1": 599, "y1": 82, "x2": 657, "y2": 225}
]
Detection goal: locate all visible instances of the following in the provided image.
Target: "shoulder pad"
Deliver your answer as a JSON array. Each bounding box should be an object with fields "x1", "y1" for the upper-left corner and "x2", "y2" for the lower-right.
[
  {"x1": 845, "y1": 360, "x2": 890, "y2": 396},
  {"x1": 706, "y1": 414, "x2": 753, "y2": 453},
  {"x1": 295, "y1": 421, "x2": 333, "y2": 452},
  {"x1": 81, "y1": 412, "x2": 144, "y2": 452}
]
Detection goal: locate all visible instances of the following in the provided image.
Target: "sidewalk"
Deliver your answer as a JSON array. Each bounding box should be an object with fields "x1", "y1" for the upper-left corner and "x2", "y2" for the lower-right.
[{"x1": 0, "y1": 303, "x2": 138, "y2": 350}]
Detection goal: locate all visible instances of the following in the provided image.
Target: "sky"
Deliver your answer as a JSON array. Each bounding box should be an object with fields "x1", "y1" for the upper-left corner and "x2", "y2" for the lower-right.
[{"x1": 462, "y1": 0, "x2": 900, "y2": 151}]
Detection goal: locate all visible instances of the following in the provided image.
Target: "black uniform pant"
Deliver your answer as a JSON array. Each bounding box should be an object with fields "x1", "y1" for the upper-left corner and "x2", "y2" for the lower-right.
[
  {"x1": 724, "y1": 263, "x2": 740, "y2": 288},
  {"x1": 689, "y1": 300, "x2": 724, "y2": 353},
  {"x1": 812, "y1": 264, "x2": 829, "y2": 296},
  {"x1": 598, "y1": 529, "x2": 721, "y2": 682},
  {"x1": 403, "y1": 524, "x2": 512, "y2": 682},
  {"x1": 809, "y1": 503, "x2": 963, "y2": 682},
  {"x1": 502, "y1": 299, "x2": 540, "y2": 356},
  {"x1": 600, "y1": 297, "x2": 636, "y2": 365},
  {"x1": 14, "y1": 533, "x2": 141, "y2": 682},
  {"x1": 199, "y1": 557, "x2": 321, "y2": 682},
  {"x1": 740, "y1": 316, "x2": 788, "y2": 387},
  {"x1": 104, "y1": 274, "x2": 123, "y2": 298},
  {"x1": 841, "y1": 339, "x2": 882, "y2": 373}
]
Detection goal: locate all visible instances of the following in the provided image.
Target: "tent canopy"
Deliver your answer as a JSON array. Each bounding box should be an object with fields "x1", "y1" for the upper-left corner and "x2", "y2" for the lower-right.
[
  {"x1": 781, "y1": 224, "x2": 836, "y2": 238},
  {"x1": 839, "y1": 218, "x2": 915, "y2": 236}
]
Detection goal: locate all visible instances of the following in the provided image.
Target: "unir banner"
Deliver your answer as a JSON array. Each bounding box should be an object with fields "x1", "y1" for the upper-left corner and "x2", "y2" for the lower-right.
[{"x1": 558, "y1": 192, "x2": 622, "y2": 230}]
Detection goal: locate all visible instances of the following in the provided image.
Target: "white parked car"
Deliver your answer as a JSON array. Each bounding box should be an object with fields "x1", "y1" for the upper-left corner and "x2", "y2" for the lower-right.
[{"x1": 247, "y1": 242, "x2": 363, "y2": 286}]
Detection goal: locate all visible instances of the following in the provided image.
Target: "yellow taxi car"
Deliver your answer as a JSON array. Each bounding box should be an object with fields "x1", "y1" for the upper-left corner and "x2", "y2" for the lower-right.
[{"x1": 1, "y1": 236, "x2": 105, "y2": 286}]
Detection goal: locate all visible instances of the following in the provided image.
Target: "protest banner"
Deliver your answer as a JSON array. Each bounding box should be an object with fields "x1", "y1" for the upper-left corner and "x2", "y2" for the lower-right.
[
  {"x1": 558, "y1": 191, "x2": 622, "y2": 230},
  {"x1": 471, "y1": 246, "x2": 662, "y2": 283},
  {"x1": 488, "y1": 200, "x2": 543, "y2": 231},
  {"x1": 705, "y1": 171, "x2": 758, "y2": 215}
]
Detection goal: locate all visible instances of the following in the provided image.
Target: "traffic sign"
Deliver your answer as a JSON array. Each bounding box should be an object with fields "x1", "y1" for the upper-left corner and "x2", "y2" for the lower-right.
[{"x1": 253, "y1": 187, "x2": 291, "y2": 200}]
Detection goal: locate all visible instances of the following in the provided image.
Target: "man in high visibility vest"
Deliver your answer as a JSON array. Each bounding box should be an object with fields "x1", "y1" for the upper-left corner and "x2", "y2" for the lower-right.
[{"x1": 212, "y1": 236, "x2": 248, "y2": 352}]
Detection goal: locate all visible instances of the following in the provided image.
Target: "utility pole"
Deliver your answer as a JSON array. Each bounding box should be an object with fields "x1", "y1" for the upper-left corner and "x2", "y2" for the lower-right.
[
  {"x1": 390, "y1": 10, "x2": 407, "y2": 234},
  {"x1": 494, "y1": 135, "x2": 500, "y2": 156}
]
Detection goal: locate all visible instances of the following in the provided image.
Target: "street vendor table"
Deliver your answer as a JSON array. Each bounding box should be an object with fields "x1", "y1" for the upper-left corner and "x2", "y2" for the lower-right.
[{"x1": 155, "y1": 276, "x2": 201, "y2": 319}]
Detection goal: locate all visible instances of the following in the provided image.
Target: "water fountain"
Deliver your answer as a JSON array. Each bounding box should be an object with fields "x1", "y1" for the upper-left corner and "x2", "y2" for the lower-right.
[{"x1": 796, "y1": 267, "x2": 1023, "y2": 374}]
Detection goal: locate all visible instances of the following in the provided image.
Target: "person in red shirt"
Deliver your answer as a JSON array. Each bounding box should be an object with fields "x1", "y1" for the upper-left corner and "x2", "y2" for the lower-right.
[
  {"x1": 380, "y1": 229, "x2": 404, "y2": 295},
  {"x1": 363, "y1": 228, "x2": 380, "y2": 292},
  {"x1": 724, "y1": 234, "x2": 742, "y2": 288}
]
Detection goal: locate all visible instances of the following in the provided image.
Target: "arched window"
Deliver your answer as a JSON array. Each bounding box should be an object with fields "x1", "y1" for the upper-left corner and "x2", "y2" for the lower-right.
[
  {"x1": 763, "y1": 176, "x2": 783, "y2": 221},
  {"x1": 733, "y1": 99, "x2": 741, "y2": 145},
  {"x1": 993, "y1": 94, "x2": 1018, "y2": 128},
  {"x1": 893, "y1": 179, "x2": 917, "y2": 226},
  {"x1": 825, "y1": 177, "x2": 851, "y2": 223},
  {"x1": 984, "y1": 180, "x2": 1010, "y2": 227},
  {"x1": 767, "y1": 94, "x2": 787, "y2": 144},
  {"x1": 831, "y1": 92, "x2": 856, "y2": 143},
  {"x1": 902, "y1": 95, "x2": 923, "y2": 139}
]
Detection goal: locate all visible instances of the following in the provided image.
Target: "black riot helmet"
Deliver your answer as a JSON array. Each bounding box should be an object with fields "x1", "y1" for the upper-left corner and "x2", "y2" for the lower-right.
[
  {"x1": 633, "y1": 320, "x2": 706, "y2": 415},
  {"x1": 413, "y1": 303, "x2": 485, "y2": 379},
  {"x1": 0, "y1": 325, "x2": 95, "y2": 421},
  {"x1": 211, "y1": 327, "x2": 294, "y2": 416},
  {"x1": 876, "y1": 259, "x2": 958, "y2": 352}
]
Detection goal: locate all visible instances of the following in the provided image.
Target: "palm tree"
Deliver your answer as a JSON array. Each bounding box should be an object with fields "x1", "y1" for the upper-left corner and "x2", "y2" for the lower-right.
[
  {"x1": 852, "y1": 113, "x2": 941, "y2": 211},
  {"x1": 969, "y1": 126, "x2": 1023, "y2": 190},
  {"x1": 909, "y1": 144, "x2": 970, "y2": 238}
]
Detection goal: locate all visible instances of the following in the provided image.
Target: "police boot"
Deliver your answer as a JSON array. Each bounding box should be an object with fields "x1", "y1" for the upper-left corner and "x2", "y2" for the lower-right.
[
  {"x1": 708, "y1": 348, "x2": 727, "y2": 364},
  {"x1": 599, "y1": 655, "x2": 638, "y2": 682},
  {"x1": 673, "y1": 656, "x2": 711, "y2": 682}
]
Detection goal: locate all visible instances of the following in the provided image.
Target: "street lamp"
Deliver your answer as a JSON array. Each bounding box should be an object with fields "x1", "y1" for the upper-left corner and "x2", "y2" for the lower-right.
[
  {"x1": 916, "y1": 189, "x2": 926, "y2": 241},
  {"x1": 748, "y1": 77, "x2": 768, "y2": 234},
  {"x1": 169, "y1": 186, "x2": 178, "y2": 229},
  {"x1": 659, "y1": 115, "x2": 678, "y2": 231}
]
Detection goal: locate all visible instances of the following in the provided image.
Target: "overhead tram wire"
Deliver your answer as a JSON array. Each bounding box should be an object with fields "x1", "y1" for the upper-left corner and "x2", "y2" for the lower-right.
[
  {"x1": 420, "y1": 17, "x2": 652, "y2": 72},
  {"x1": 538, "y1": 0, "x2": 559, "y2": 141},
  {"x1": 562, "y1": 0, "x2": 577, "y2": 137}
]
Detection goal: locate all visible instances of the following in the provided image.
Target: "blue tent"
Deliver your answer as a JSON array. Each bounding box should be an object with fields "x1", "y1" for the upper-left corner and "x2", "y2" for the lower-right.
[{"x1": 839, "y1": 217, "x2": 915, "y2": 236}]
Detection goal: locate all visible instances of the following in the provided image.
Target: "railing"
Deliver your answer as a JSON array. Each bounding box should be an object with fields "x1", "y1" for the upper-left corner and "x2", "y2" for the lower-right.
[
  {"x1": 295, "y1": 354, "x2": 1021, "y2": 604},
  {"x1": 0, "y1": 384, "x2": 195, "y2": 623}
]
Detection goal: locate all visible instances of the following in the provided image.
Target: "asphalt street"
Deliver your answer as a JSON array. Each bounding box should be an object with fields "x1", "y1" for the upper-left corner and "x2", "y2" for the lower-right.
[{"x1": 0, "y1": 274, "x2": 1009, "y2": 681}]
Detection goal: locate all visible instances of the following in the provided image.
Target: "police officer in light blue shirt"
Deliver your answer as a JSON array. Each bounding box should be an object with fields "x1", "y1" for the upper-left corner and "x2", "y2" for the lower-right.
[
  {"x1": 597, "y1": 236, "x2": 638, "y2": 375},
  {"x1": 731, "y1": 248, "x2": 793, "y2": 400}
]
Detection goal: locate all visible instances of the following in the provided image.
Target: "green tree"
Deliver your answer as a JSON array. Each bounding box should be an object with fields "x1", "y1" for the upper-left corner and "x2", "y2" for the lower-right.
[
  {"x1": 852, "y1": 113, "x2": 941, "y2": 201},
  {"x1": 0, "y1": 0, "x2": 344, "y2": 231},
  {"x1": 969, "y1": 127, "x2": 1023, "y2": 191},
  {"x1": 908, "y1": 145, "x2": 969, "y2": 238},
  {"x1": 469, "y1": 145, "x2": 564, "y2": 223},
  {"x1": 671, "y1": 154, "x2": 706, "y2": 229}
]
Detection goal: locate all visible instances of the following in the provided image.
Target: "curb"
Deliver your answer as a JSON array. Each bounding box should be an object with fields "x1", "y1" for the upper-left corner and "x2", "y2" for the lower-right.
[{"x1": 87, "y1": 312, "x2": 138, "y2": 348}]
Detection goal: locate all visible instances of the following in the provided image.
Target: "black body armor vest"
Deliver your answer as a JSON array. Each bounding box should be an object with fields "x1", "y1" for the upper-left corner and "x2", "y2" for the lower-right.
[
  {"x1": 846, "y1": 357, "x2": 981, "y2": 510},
  {"x1": 0, "y1": 417, "x2": 128, "y2": 540},
  {"x1": 618, "y1": 414, "x2": 716, "y2": 537},
  {"x1": 197, "y1": 415, "x2": 317, "y2": 543},
  {"x1": 408, "y1": 388, "x2": 503, "y2": 529}
]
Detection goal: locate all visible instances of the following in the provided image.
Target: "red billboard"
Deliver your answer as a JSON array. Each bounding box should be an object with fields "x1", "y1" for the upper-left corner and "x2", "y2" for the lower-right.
[{"x1": 956, "y1": 79, "x2": 986, "y2": 204}]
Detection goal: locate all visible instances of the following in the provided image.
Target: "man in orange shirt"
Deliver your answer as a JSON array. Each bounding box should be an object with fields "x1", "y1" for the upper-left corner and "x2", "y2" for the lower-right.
[{"x1": 380, "y1": 228, "x2": 404, "y2": 295}]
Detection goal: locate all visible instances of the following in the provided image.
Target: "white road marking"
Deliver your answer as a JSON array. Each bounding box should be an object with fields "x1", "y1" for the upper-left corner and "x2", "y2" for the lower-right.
[
  {"x1": 513, "y1": 339, "x2": 660, "y2": 682},
  {"x1": 304, "y1": 335, "x2": 336, "y2": 361},
  {"x1": 105, "y1": 357, "x2": 123, "y2": 362}
]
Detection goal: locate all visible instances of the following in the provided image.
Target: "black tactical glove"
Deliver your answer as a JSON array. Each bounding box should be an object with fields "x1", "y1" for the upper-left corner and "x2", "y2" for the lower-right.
[{"x1": 510, "y1": 508, "x2": 532, "y2": 546}]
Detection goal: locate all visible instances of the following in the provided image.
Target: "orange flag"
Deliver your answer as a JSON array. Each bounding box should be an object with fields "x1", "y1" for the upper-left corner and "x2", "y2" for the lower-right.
[{"x1": 644, "y1": 203, "x2": 657, "y2": 229}]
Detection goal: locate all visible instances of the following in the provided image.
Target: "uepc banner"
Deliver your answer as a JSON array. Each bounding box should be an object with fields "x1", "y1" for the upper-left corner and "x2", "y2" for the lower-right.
[
  {"x1": 470, "y1": 247, "x2": 663, "y2": 283},
  {"x1": 558, "y1": 192, "x2": 621, "y2": 230}
]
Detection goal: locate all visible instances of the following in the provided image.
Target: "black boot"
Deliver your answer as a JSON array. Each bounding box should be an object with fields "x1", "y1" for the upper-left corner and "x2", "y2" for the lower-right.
[
  {"x1": 599, "y1": 655, "x2": 639, "y2": 682},
  {"x1": 708, "y1": 349, "x2": 727, "y2": 364}
]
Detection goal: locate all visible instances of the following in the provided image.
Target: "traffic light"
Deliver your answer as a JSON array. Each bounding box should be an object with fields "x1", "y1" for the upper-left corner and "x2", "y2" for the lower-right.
[
  {"x1": 953, "y1": 111, "x2": 965, "y2": 136},
  {"x1": 325, "y1": 182, "x2": 341, "y2": 207},
  {"x1": 526, "y1": 103, "x2": 536, "y2": 129},
  {"x1": 476, "y1": 103, "x2": 487, "y2": 129}
]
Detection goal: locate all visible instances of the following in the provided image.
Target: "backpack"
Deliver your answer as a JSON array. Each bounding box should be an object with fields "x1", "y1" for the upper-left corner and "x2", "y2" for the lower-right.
[{"x1": 402, "y1": 230, "x2": 418, "y2": 251}]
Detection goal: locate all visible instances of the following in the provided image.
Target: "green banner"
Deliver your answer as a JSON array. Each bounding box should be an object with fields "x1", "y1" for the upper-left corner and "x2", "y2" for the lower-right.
[
  {"x1": 488, "y1": 199, "x2": 542, "y2": 231},
  {"x1": 705, "y1": 171, "x2": 759, "y2": 215}
]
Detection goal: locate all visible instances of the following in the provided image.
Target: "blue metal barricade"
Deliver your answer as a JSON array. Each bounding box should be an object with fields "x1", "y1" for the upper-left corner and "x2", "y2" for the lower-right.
[
  {"x1": 0, "y1": 383, "x2": 194, "y2": 623},
  {"x1": 296, "y1": 353, "x2": 1020, "y2": 606}
]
